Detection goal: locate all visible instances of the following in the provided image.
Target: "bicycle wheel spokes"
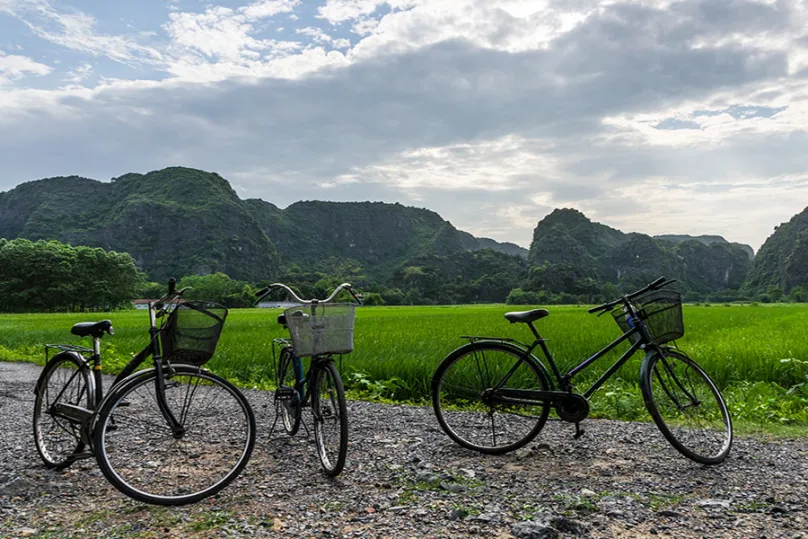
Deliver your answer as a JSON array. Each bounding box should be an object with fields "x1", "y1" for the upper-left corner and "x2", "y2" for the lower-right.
[
  {"x1": 34, "y1": 355, "x2": 92, "y2": 469},
  {"x1": 432, "y1": 343, "x2": 550, "y2": 454},
  {"x1": 644, "y1": 351, "x2": 732, "y2": 464},
  {"x1": 95, "y1": 369, "x2": 255, "y2": 505},
  {"x1": 312, "y1": 362, "x2": 348, "y2": 476},
  {"x1": 277, "y1": 350, "x2": 302, "y2": 435}
]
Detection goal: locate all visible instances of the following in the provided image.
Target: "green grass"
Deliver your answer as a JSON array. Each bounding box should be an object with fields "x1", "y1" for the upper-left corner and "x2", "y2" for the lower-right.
[{"x1": 2, "y1": 303, "x2": 808, "y2": 432}]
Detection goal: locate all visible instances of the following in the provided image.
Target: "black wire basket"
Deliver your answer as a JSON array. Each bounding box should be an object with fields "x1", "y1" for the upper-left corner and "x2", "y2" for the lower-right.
[
  {"x1": 161, "y1": 301, "x2": 228, "y2": 365},
  {"x1": 612, "y1": 289, "x2": 683, "y2": 345}
]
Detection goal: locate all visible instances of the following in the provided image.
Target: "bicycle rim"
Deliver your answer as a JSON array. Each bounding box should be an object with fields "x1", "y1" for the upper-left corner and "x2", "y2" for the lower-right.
[
  {"x1": 432, "y1": 342, "x2": 551, "y2": 454},
  {"x1": 277, "y1": 349, "x2": 301, "y2": 435},
  {"x1": 33, "y1": 354, "x2": 92, "y2": 469},
  {"x1": 312, "y1": 362, "x2": 348, "y2": 476},
  {"x1": 94, "y1": 367, "x2": 256, "y2": 505},
  {"x1": 642, "y1": 351, "x2": 732, "y2": 464}
]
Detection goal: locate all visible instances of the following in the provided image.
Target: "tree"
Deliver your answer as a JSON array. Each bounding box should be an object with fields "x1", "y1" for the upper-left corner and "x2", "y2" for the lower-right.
[{"x1": 0, "y1": 238, "x2": 142, "y2": 312}]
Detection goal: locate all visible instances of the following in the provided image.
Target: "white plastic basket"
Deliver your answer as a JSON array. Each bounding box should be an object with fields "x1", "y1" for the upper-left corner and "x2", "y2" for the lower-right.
[{"x1": 285, "y1": 303, "x2": 356, "y2": 357}]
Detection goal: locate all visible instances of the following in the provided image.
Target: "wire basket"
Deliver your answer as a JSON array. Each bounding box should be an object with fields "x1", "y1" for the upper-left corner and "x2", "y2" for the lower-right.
[
  {"x1": 285, "y1": 303, "x2": 355, "y2": 357},
  {"x1": 612, "y1": 290, "x2": 683, "y2": 345},
  {"x1": 161, "y1": 301, "x2": 228, "y2": 365}
]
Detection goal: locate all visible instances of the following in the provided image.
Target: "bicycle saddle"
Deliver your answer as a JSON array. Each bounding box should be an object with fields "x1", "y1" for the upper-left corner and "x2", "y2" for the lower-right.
[
  {"x1": 71, "y1": 320, "x2": 114, "y2": 338},
  {"x1": 504, "y1": 309, "x2": 549, "y2": 323}
]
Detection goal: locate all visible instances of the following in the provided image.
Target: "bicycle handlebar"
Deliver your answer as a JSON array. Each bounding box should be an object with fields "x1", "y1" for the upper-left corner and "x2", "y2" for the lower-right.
[
  {"x1": 255, "y1": 282, "x2": 362, "y2": 306},
  {"x1": 153, "y1": 280, "x2": 192, "y2": 312},
  {"x1": 587, "y1": 277, "x2": 676, "y2": 314}
]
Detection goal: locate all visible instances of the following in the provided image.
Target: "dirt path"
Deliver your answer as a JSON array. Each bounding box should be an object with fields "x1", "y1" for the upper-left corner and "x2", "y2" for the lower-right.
[{"x1": 1, "y1": 361, "x2": 806, "y2": 538}]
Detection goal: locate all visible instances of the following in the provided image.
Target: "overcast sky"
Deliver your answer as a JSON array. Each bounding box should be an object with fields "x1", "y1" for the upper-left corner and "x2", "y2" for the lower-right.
[{"x1": 1, "y1": 0, "x2": 806, "y2": 251}]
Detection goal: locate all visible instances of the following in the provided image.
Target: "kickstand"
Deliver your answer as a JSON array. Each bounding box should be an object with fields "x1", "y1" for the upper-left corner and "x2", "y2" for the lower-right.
[
  {"x1": 573, "y1": 422, "x2": 585, "y2": 440},
  {"x1": 267, "y1": 403, "x2": 281, "y2": 438}
]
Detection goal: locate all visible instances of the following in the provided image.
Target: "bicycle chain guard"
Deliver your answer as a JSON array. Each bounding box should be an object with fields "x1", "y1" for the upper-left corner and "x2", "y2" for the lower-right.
[{"x1": 556, "y1": 393, "x2": 590, "y2": 423}]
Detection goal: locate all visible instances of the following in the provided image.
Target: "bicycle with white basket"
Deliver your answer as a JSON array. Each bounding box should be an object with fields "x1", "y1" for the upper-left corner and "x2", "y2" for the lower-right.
[{"x1": 255, "y1": 282, "x2": 361, "y2": 476}]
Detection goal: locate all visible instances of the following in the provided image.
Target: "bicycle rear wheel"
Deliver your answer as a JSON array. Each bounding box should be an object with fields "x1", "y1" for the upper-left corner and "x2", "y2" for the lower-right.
[
  {"x1": 93, "y1": 366, "x2": 256, "y2": 505},
  {"x1": 277, "y1": 348, "x2": 302, "y2": 436},
  {"x1": 640, "y1": 349, "x2": 732, "y2": 464},
  {"x1": 33, "y1": 353, "x2": 93, "y2": 469},
  {"x1": 311, "y1": 360, "x2": 348, "y2": 476},
  {"x1": 431, "y1": 342, "x2": 552, "y2": 454}
]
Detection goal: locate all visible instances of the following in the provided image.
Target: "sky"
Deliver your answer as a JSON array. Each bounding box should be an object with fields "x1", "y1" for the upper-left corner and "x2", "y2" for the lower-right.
[{"x1": 1, "y1": 0, "x2": 807, "y2": 252}]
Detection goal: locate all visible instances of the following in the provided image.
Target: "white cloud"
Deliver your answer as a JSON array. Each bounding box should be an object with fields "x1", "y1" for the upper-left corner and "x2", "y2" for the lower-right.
[
  {"x1": 62, "y1": 62, "x2": 93, "y2": 84},
  {"x1": 0, "y1": 50, "x2": 52, "y2": 85},
  {"x1": 2, "y1": 0, "x2": 808, "y2": 251},
  {"x1": 241, "y1": 0, "x2": 299, "y2": 19},
  {"x1": 7, "y1": 0, "x2": 163, "y2": 67}
]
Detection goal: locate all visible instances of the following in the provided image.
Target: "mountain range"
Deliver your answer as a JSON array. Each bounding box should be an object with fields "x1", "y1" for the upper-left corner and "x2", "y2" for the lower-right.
[{"x1": 1, "y1": 166, "x2": 803, "y2": 300}]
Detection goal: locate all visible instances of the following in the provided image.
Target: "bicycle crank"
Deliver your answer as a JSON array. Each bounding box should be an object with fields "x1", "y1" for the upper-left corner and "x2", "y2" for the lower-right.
[{"x1": 555, "y1": 393, "x2": 590, "y2": 423}]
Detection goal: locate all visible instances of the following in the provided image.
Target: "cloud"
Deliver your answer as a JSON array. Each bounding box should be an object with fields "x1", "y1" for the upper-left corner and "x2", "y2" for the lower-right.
[
  {"x1": 0, "y1": 0, "x2": 807, "y2": 250},
  {"x1": 2, "y1": 0, "x2": 163, "y2": 67},
  {"x1": 0, "y1": 50, "x2": 52, "y2": 84}
]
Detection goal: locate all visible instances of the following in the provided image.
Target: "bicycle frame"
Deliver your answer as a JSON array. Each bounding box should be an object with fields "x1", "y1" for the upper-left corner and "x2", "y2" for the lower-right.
[
  {"x1": 482, "y1": 306, "x2": 657, "y2": 406},
  {"x1": 274, "y1": 338, "x2": 333, "y2": 405}
]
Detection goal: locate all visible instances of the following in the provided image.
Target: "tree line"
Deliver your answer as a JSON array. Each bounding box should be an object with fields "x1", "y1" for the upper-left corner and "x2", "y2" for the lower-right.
[
  {"x1": 0, "y1": 238, "x2": 142, "y2": 312},
  {"x1": 0, "y1": 238, "x2": 799, "y2": 313}
]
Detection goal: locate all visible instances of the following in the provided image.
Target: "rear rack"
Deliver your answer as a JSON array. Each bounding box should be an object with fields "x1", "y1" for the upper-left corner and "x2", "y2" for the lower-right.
[{"x1": 45, "y1": 343, "x2": 94, "y2": 361}]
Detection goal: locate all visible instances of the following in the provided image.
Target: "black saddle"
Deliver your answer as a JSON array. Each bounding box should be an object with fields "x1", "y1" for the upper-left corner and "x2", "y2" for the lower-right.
[
  {"x1": 504, "y1": 309, "x2": 549, "y2": 324},
  {"x1": 71, "y1": 320, "x2": 114, "y2": 338}
]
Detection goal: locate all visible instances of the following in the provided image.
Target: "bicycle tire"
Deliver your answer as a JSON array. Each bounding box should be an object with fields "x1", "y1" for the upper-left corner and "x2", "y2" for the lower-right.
[
  {"x1": 277, "y1": 347, "x2": 302, "y2": 436},
  {"x1": 311, "y1": 360, "x2": 348, "y2": 476},
  {"x1": 33, "y1": 352, "x2": 94, "y2": 469},
  {"x1": 640, "y1": 349, "x2": 732, "y2": 465},
  {"x1": 93, "y1": 365, "x2": 256, "y2": 505},
  {"x1": 431, "y1": 341, "x2": 552, "y2": 455}
]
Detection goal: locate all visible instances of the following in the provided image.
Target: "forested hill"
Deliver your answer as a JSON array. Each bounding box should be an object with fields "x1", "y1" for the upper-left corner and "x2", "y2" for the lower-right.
[
  {"x1": 525, "y1": 209, "x2": 754, "y2": 296},
  {"x1": 0, "y1": 167, "x2": 526, "y2": 282},
  {"x1": 745, "y1": 206, "x2": 808, "y2": 298}
]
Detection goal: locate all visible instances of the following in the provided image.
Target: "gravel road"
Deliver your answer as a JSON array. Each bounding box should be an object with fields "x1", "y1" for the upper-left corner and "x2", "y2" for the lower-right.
[{"x1": 1, "y1": 361, "x2": 806, "y2": 539}]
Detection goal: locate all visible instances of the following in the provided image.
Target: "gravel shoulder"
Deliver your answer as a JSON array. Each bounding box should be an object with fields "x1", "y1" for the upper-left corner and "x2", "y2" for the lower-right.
[{"x1": 1, "y1": 361, "x2": 807, "y2": 539}]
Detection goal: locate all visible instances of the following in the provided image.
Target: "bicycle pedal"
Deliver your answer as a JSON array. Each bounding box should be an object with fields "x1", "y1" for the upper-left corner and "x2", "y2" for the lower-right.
[
  {"x1": 68, "y1": 452, "x2": 93, "y2": 461},
  {"x1": 275, "y1": 387, "x2": 297, "y2": 401}
]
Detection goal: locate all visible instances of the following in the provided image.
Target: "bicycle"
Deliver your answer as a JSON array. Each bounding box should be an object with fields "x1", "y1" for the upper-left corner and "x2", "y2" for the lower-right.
[
  {"x1": 431, "y1": 277, "x2": 732, "y2": 465},
  {"x1": 255, "y1": 282, "x2": 361, "y2": 476},
  {"x1": 32, "y1": 279, "x2": 256, "y2": 505}
]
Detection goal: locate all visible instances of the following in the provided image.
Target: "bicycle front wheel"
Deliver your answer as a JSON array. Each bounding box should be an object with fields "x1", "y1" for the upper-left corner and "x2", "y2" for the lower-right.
[
  {"x1": 33, "y1": 353, "x2": 93, "y2": 469},
  {"x1": 640, "y1": 349, "x2": 732, "y2": 465},
  {"x1": 431, "y1": 342, "x2": 551, "y2": 455},
  {"x1": 93, "y1": 366, "x2": 256, "y2": 505},
  {"x1": 311, "y1": 361, "x2": 348, "y2": 476},
  {"x1": 277, "y1": 348, "x2": 302, "y2": 436}
]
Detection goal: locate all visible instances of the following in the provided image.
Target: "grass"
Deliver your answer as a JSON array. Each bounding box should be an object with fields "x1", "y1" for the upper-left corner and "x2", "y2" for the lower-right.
[{"x1": 2, "y1": 303, "x2": 808, "y2": 432}]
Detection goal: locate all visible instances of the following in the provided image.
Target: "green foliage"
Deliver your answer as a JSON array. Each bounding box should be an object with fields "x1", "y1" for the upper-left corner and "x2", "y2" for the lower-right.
[
  {"x1": 523, "y1": 208, "x2": 755, "y2": 302},
  {"x1": 179, "y1": 273, "x2": 255, "y2": 308},
  {"x1": 6, "y1": 303, "x2": 808, "y2": 431},
  {"x1": 0, "y1": 238, "x2": 143, "y2": 312}
]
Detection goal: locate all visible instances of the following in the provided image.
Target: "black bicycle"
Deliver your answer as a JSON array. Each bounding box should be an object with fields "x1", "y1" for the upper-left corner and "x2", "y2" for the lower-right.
[
  {"x1": 431, "y1": 277, "x2": 732, "y2": 465},
  {"x1": 32, "y1": 280, "x2": 256, "y2": 505},
  {"x1": 256, "y1": 282, "x2": 361, "y2": 476}
]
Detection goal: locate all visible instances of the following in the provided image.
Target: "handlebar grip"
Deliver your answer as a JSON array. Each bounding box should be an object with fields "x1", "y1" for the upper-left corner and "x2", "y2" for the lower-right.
[
  {"x1": 588, "y1": 305, "x2": 604, "y2": 314},
  {"x1": 256, "y1": 286, "x2": 269, "y2": 298},
  {"x1": 168, "y1": 278, "x2": 176, "y2": 295},
  {"x1": 649, "y1": 276, "x2": 666, "y2": 288}
]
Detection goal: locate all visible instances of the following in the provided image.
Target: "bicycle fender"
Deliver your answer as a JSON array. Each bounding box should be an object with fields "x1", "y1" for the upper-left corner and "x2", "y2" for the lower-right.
[
  {"x1": 432, "y1": 340, "x2": 555, "y2": 391},
  {"x1": 91, "y1": 364, "x2": 207, "y2": 430},
  {"x1": 35, "y1": 351, "x2": 95, "y2": 399}
]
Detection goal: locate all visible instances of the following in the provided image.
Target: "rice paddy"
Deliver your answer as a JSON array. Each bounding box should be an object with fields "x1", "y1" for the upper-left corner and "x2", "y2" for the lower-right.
[{"x1": 2, "y1": 303, "x2": 808, "y2": 433}]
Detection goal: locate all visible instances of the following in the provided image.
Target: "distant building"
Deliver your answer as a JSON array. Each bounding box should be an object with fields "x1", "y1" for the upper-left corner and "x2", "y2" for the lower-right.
[
  {"x1": 133, "y1": 299, "x2": 154, "y2": 310},
  {"x1": 257, "y1": 301, "x2": 299, "y2": 309}
]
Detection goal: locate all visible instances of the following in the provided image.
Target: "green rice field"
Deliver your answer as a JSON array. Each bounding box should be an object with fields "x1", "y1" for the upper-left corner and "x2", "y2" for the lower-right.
[{"x1": 2, "y1": 303, "x2": 808, "y2": 434}]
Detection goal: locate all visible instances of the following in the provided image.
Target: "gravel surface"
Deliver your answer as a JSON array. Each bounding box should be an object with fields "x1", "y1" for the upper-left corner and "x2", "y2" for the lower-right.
[{"x1": 1, "y1": 361, "x2": 807, "y2": 539}]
